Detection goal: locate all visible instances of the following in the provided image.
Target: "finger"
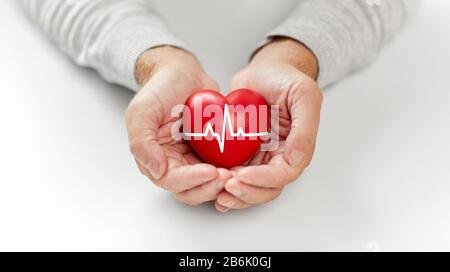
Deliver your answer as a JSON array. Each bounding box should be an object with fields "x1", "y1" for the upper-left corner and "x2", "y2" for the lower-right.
[
  {"x1": 236, "y1": 153, "x2": 302, "y2": 188},
  {"x1": 247, "y1": 151, "x2": 269, "y2": 166},
  {"x1": 157, "y1": 161, "x2": 219, "y2": 193},
  {"x1": 174, "y1": 168, "x2": 232, "y2": 205},
  {"x1": 229, "y1": 70, "x2": 249, "y2": 91},
  {"x1": 216, "y1": 191, "x2": 251, "y2": 210},
  {"x1": 127, "y1": 100, "x2": 167, "y2": 180},
  {"x1": 225, "y1": 178, "x2": 282, "y2": 204},
  {"x1": 284, "y1": 81, "x2": 322, "y2": 170},
  {"x1": 130, "y1": 137, "x2": 167, "y2": 180},
  {"x1": 215, "y1": 202, "x2": 230, "y2": 213},
  {"x1": 184, "y1": 151, "x2": 205, "y2": 164},
  {"x1": 135, "y1": 159, "x2": 151, "y2": 177},
  {"x1": 202, "y1": 77, "x2": 221, "y2": 91}
]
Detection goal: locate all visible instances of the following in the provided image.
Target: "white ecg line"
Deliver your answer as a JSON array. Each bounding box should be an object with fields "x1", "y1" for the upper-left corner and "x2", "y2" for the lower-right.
[{"x1": 184, "y1": 104, "x2": 269, "y2": 153}]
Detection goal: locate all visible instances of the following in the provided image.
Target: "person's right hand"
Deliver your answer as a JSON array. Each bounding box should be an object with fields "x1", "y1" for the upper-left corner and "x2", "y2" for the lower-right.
[{"x1": 126, "y1": 46, "x2": 232, "y2": 205}]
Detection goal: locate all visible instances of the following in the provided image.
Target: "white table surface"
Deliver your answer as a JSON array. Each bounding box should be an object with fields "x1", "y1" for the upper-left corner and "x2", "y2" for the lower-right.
[{"x1": 1, "y1": 0, "x2": 450, "y2": 251}]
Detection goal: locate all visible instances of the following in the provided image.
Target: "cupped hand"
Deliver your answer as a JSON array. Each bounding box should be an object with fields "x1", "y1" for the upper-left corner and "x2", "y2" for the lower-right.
[
  {"x1": 215, "y1": 38, "x2": 323, "y2": 212},
  {"x1": 126, "y1": 46, "x2": 232, "y2": 205}
]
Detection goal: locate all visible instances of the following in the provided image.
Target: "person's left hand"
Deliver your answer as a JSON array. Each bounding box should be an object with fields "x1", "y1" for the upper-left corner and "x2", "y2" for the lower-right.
[{"x1": 215, "y1": 38, "x2": 323, "y2": 212}]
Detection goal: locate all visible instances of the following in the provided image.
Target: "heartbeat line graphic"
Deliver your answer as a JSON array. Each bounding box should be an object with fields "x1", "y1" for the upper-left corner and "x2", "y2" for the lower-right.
[{"x1": 184, "y1": 104, "x2": 269, "y2": 153}]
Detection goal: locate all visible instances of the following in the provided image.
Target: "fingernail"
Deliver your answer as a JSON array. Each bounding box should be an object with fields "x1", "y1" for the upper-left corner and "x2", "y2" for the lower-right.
[
  {"x1": 289, "y1": 150, "x2": 305, "y2": 168},
  {"x1": 228, "y1": 188, "x2": 242, "y2": 197},
  {"x1": 219, "y1": 198, "x2": 234, "y2": 207},
  {"x1": 218, "y1": 207, "x2": 230, "y2": 213},
  {"x1": 148, "y1": 160, "x2": 162, "y2": 180}
]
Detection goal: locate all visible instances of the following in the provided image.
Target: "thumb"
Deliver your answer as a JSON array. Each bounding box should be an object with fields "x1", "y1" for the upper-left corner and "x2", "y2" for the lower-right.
[
  {"x1": 126, "y1": 100, "x2": 167, "y2": 180},
  {"x1": 130, "y1": 137, "x2": 167, "y2": 180},
  {"x1": 284, "y1": 84, "x2": 322, "y2": 170}
]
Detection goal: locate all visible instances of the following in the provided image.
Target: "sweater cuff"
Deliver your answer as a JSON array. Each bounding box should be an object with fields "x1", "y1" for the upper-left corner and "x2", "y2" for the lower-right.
[
  {"x1": 265, "y1": 19, "x2": 344, "y2": 89},
  {"x1": 262, "y1": 0, "x2": 408, "y2": 88},
  {"x1": 100, "y1": 16, "x2": 185, "y2": 91}
]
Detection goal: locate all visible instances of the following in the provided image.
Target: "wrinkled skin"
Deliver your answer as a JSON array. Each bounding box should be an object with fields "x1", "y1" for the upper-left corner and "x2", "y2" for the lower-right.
[{"x1": 126, "y1": 38, "x2": 323, "y2": 212}]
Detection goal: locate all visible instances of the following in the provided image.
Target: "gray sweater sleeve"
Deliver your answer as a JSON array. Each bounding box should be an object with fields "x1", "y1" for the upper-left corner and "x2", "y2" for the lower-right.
[
  {"x1": 267, "y1": 0, "x2": 412, "y2": 88},
  {"x1": 21, "y1": 0, "x2": 185, "y2": 91}
]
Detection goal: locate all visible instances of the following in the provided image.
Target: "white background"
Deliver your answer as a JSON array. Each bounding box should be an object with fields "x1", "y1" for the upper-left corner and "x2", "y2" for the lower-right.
[{"x1": 1, "y1": 0, "x2": 450, "y2": 251}]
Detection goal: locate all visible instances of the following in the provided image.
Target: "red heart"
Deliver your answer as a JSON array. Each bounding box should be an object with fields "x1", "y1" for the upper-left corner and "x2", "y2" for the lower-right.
[{"x1": 183, "y1": 89, "x2": 270, "y2": 168}]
